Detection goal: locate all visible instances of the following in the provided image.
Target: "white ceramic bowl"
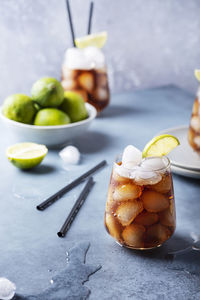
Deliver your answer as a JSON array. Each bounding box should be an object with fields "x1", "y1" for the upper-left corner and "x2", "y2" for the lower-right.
[{"x1": 0, "y1": 103, "x2": 97, "y2": 148}]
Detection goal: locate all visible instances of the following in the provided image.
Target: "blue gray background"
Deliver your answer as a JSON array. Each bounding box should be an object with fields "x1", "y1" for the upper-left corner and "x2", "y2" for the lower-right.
[{"x1": 0, "y1": 0, "x2": 200, "y2": 102}]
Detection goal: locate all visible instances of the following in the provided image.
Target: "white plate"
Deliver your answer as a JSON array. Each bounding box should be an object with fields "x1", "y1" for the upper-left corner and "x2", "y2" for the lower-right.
[
  {"x1": 171, "y1": 164, "x2": 200, "y2": 179},
  {"x1": 158, "y1": 126, "x2": 200, "y2": 171}
]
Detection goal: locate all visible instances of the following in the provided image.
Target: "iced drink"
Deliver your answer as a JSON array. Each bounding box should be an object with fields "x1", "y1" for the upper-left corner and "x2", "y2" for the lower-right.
[
  {"x1": 61, "y1": 47, "x2": 110, "y2": 113},
  {"x1": 188, "y1": 95, "x2": 200, "y2": 153},
  {"x1": 105, "y1": 147, "x2": 176, "y2": 250}
]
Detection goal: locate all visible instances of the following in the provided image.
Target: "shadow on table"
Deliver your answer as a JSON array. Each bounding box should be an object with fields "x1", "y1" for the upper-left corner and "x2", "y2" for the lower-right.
[
  {"x1": 123, "y1": 233, "x2": 192, "y2": 260},
  {"x1": 100, "y1": 104, "x2": 140, "y2": 118},
  {"x1": 22, "y1": 165, "x2": 56, "y2": 175},
  {"x1": 74, "y1": 130, "x2": 111, "y2": 153}
]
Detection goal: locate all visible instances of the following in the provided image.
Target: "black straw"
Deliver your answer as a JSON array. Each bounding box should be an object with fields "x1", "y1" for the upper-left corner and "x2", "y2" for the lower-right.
[
  {"x1": 87, "y1": 1, "x2": 94, "y2": 35},
  {"x1": 66, "y1": 0, "x2": 76, "y2": 47},
  {"x1": 57, "y1": 177, "x2": 94, "y2": 237},
  {"x1": 36, "y1": 160, "x2": 106, "y2": 211}
]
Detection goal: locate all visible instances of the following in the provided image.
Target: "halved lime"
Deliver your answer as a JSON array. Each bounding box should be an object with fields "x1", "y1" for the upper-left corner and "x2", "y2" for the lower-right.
[
  {"x1": 142, "y1": 134, "x2": 180, "y2": 158},
  {"x1": 194, "y1": 69, "x2": 200, "y2": 81},
  {"x1": 75, "y1": 31, "x2": 107, "y2": 49},
  {"x1": 6, "y1": 143, "x2": 48, "y2": 169}
]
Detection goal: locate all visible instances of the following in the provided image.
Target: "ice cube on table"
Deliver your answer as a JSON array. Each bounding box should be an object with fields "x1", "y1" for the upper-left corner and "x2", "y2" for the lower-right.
[
  {"x1": 122, "y1": 145, "x2": 142, "y2": 168},
  {"x1": 116, "y1": 200, "x2": 143, "y2": 226},
  {"x1": 122, "y1": 224, "x2": 145, "y2": 248},
  {"x1": 59, "y1": 146, "x2": 80, "y2": 165},
  {"x1": 0, "y1": 278, "x2": 16, "y2": 300}
]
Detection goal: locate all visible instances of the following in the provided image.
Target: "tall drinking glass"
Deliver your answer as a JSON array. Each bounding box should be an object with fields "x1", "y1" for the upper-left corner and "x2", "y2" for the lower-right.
[{"x1": 61, "y1": 47, "x2": 110, "y2": 113}]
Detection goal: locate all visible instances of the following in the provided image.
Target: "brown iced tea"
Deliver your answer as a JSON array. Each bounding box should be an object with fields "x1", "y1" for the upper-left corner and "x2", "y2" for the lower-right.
[
  {"x1": 61, "y1": 67, "x2": 110, "y2": 113},
  {"x1": 188, "y1": 97, "x2": 200, "y2": 153},
  {"x1": 104, "y1": 157, "x2": 176, "y2": 250}
]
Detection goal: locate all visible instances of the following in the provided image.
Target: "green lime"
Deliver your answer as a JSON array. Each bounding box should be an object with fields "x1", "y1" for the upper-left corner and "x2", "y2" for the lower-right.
[
  {"x1": 2, "y1": 94, "x2": 37, "y2": 124},
  {"x1": 34, "y1": 108, "x2": 70, "y2": 126},
  {"x1": 31, "y1": 77, "x2": 64, "y2": 107},
  {"x1": 194, "y1": 69, "x2": 200, "y2": 81},
  {"x1": 142, "y1": 134, "x2": 180, "y2": 158},
  {"x1": 6, "y1": 142, "x2": 48, "y2": 169},
  {"x1": 75, "y1": 31, "x2": 107, "y2": 49},
  {"x1": 59, "y1": 91, "x2": 88, "y2": 123}
]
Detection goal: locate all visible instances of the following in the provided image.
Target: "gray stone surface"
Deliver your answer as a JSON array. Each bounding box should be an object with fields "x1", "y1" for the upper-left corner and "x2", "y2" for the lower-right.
[
  {"x1": 0, "y1": 0, "x2": 200, "y2": 103},
  {"x1": 0, "y1": 86, "x2": 200, "y2": 299}
]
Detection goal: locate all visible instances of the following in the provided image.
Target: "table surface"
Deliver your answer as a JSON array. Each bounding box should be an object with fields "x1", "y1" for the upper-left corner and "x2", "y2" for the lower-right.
[{"x1": 0, "y1": 85, "x2": 200, "y2": 300}]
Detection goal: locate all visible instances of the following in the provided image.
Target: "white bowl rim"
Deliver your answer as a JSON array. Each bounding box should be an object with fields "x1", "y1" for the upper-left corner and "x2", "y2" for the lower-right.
[{"x1": 0, "y1": 103, "x2": 97, "y2": 130}]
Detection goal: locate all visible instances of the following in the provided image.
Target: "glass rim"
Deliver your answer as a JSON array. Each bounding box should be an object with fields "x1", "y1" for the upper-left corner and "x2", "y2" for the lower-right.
[{"x1": 114, "y1": 155, "x2": 170, "y2": 172}]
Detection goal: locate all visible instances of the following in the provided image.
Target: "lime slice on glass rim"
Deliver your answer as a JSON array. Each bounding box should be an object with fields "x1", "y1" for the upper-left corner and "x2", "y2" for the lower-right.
[
  {"x1": 75, "y1": 31, "x2": 107, "y2": 49},
  {"x1": 6, "y1": 142, "x2": 48, "y2": 169},
  {"x1": 194, "y1": 69, "x2": 200, "y2": 81},
  {"x1": 142, "y1": 134, "x2": 180, "y2": 158}
]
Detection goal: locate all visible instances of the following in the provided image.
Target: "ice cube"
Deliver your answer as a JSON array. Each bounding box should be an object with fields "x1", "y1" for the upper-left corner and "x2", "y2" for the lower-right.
[
  {"x1": 146, "y1": 224, "x2": 170, "y2": 244},
  {"x1": 105, "y1": 213, "x2": 121, "y2": 240},
  {"x1": 190, "y1": 116, "x2": 200, "y2": 133},
  {"x1": 64, "y1": 48, "x2": 90, "y2": 70},
  {"x1": 105, "y1": 186, "x2": 115, "y2": 213},
  {"x1": 159, "y1": 207, "x2": 175, "y2": 227},
  {"x1": 141, "y1": 157, "x2": 167, "y2": 171},
  {"x1": 116, "y1": 200, "x2": 143, "y2": 226},
  {"x1": 122, "y1": 145, "x2": 142, "y2": 168},
  {"x1": 141, "y1": 190, "x2": 169, "y2": 212},
  {"x1": 122, "y1": 224, "x2": 145, "y2": 248},
  {"x1": 114, "y1": 164, "x2": 130, "y2": 179},
  {"x1": 78, "y1": 72, "x2": 94, "y2": 92},
  {"x1": 95, "y1": 88, "x2": 108, "y2": 101},
  {"x1": 59, "y1": 146, "x2": 80, "y2": 165},
  {"x1": 113, "y1": 183, "x2": 142, "y2": 202},
  {"x1": 194, "y1": 136, "x2": 200, "y2": 147},
  {"x1": 84, "y1": 47, "x2": 105, "y2": 69},
  {"x1": 192, "y1": 99, "x2": 200, "y2": 115},
  {"x1": 134, "y1": 168, "x2": 162, "y2": 186},
  {"x1": 112, "y1": 167, "x2": 129, "y2": 183},
  {"x1": 0, "y1": 278, "x2": 16, "y2": 300},
  {"x1": 61, "y1": 79, "x2": 76, "y2": 90},
  {"x1": 151, "y1": 174, "x2": 171, "y2": 193},
  {"x1": 135, "y1": 211, "x2": 159, "y2": 226}
]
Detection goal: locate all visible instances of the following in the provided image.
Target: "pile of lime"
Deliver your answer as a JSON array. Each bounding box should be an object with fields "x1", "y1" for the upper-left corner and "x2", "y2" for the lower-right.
[{"x1": 2, "y1": 77, "x2": 88, "y2": 126}]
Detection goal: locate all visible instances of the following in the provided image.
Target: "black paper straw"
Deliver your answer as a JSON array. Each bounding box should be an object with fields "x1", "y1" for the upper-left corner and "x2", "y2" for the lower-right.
[
  {"x1": 57, "y1": 177, "x2": 94, "y2": 238},
  {"x1": 36, "y1": 160, "x2": 106, "y2": 211},
  {"x1": 87, "y1": 1, "x2": 94, "y2": 35},
  {"x1": 66, "y1": 0, "x2": 76, "y2": 47}
]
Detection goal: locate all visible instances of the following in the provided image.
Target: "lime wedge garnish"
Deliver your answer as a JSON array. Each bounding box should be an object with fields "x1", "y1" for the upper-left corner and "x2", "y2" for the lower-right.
[
  {"x1": 142, "y1": 134, "x2": 180, "y2": 158},
  {"x1": 75, "y1": 31, "x2": 107, "y2": 49},
  {"x1": 6, "y1": 142, "x2": 48, "y2": 169},
  {"x1": 194, "y1": 69, "x2": 200, "y2": 81}
]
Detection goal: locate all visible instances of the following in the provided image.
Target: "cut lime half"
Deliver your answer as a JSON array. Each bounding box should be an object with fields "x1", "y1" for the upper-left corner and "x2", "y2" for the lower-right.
[
  {"x1": 194, "y1": 69, "x2": 200, "y2": 81},
  {"x1": 6, "y1": 142, "x2": 48, "y2": 169},
  {"x1": 75, "y1": 31, "x2": 107, "y2": 49},
  {"x1": 142, "y1": 134, "x2": 180, "y2": 158}
]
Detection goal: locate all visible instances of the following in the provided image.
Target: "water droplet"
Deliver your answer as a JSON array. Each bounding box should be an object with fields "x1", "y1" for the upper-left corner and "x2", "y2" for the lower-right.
[{"x1": 50, "y1": 279, "x2": 54, "y2": 284}]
